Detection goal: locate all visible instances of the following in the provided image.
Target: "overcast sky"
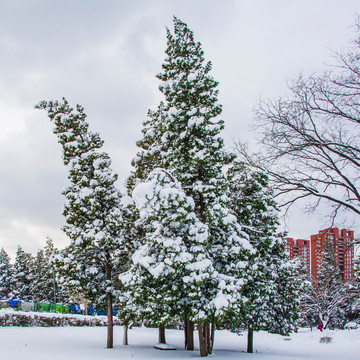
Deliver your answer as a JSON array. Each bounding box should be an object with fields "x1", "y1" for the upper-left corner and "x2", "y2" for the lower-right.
[{"x1": 1, "y1": 0, "x2": 359, "y2": 259}]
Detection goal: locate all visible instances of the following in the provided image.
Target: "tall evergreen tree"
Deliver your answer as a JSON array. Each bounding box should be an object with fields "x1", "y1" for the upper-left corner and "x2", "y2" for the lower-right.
[
  {"x1": 126, "y1": 17, "x2": 253, "y2": 356},
  {"x1": 124, "y1": 103, "x2": 170, "y2": 342},
  {"x1": 31, "y1": 238, "x2": 66, "y2": 304},
  {"x1": 31, "y1": 249, "x2": 50, "y2": 302},
  {"x1": 44, "y1": 238, "x2": 68, "y2": 304},
  {"x1": 157, "y1": 17, "x2": 234, "y2": 193},
  {"x1": 0, "y1": 248, "x2": 12, "y2": 300},
  {"x1": 36, "y1": 98, "x2": 130, "y2": 348},
  {"x1": 10, "y1": 246, "x2": 34, "y2": 301},
  {"x1": 121, "y1": 169, "x2": 214, "y2": 334},
  {"x1": 227, "y1": 161, "x2": 280, "y2": 244},
  {"x1": 226, "y1": 161, "x2": 301, "y2": 352},
  {"x1": 53, "y1": 243, "x2": 103, "y2": 308},
  {"x1": 147, "y1": 17, "x2": 253, "y2": 356}
]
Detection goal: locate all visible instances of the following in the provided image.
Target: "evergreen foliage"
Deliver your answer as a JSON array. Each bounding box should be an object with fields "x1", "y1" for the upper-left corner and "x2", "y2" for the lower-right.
[
  {"x1": 120, "y1": 169, "x2": 214, "y2": 326},
  {"x1": 156, "y1": 18, "x2": 254, "y2": 321},
  {"x1": 126, "y1": 17, "x2": 254, "y2": 356},
  {"x1": 10, "y1": 246, "x2": 34, "y2": 301},
  {"x1": 124, "y1": 102, "x2": 170, "y2": 293},
  {"x1": 157, "y1": 17, "x2": 234, "y2": 198},
  {"x1": 226, "y1": 161, "x2": 301, "y2": 351},
  {"x1": 53, "y1": 244, "x2": 93, "y2": 304},
  {"x1": 0, "y1": 248, "x2": 12, "y2": 300},
  {"x1": 227, "y1": 161, "x2": 280, "y2": 245},
  {"x1": 31, "y1": 238, "x2": 67, "y2": 304},
  {"x1": 31, "y1": 249, "x2": 51, "y2": 302},
  {"x1": 265, "y1": 260, "x2": 302, "y2": 334},
  {"x1": 126, "y1": 102, "x2": 168, "y2": 194},
  {"x1": 36, "y1": 98, "x2": 130, "y2": 348}
]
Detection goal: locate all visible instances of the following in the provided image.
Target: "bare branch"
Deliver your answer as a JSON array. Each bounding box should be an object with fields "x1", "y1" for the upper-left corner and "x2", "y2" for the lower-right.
[{"x1": 246, "y1": 24, "x2": 360, "y2": 221}]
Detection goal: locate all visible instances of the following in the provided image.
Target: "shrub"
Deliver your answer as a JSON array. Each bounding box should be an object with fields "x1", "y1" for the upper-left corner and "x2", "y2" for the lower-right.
[{"x1": 0, "y1": 309, "x2": 122, "y2": 327}]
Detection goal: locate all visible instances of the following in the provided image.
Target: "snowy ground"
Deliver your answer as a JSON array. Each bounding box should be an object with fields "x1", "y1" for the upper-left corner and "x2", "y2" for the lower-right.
[{"x1": 0, "y1": 324, "x2": 359, "y2": 360}]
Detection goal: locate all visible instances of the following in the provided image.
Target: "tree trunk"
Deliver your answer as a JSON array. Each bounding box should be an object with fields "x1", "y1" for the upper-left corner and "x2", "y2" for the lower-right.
[
  {"x1": 84, "y1": 299, "x2": 88, "y2": 316},
  {"x1": 184, "y1": 316, "x2": 194, "y2": 350},
  {"x1": 247, "y1": 327, "x2": 253, "y2": 353},
  {"x1": 320, "y1": 313, "x2": 329, "y2": 329},
  {"x1": 123, "y1": 324, "x2": 128, "y2": 345},
  {"x1": 159, "y1": 325, "x2": 166, "y2": 344},
  {"x1": 198, "y1": 322, "x2": 209, "y2": 357},
  {"x1": 204, "y1": 324, "x2": 210, "y2": 355},
  {"x1": 188, "y1": 320, "x2": 194, "y2": 350},
  {"x1": 209, "y1": 321, "x2": 215, "y2": 354},
  {"x1": 107, "y1": 292, "x2": 113, "y2": 349}
]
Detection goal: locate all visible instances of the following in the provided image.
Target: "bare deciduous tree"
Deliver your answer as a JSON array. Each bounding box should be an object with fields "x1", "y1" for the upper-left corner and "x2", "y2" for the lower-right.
[
  {"x1": 246, "y1": 19, "x2": 360, "y2": 223},
  {"x1": 300, "y1": 239, "x2": 347, "y2": 329}
]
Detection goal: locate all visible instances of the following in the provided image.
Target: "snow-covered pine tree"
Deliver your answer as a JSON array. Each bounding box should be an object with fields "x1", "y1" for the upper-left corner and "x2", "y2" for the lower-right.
[
  {"x1": 123, "y1": 103, "x2": 170, "y2": 344},
  {"x1": 36, "y1": 98, "x2": 129, "y2": 348},
  {"x1": 120, "y1": 169, "x2": 214, "y2": 337},
  {"x1": 226, "y1": 161, "x2": 280, "y2": 247},
  {"x1": 31, "y1": 238, "x2": 66, "y2": 304},
  {"x1": 53, "y1": 242, "x2": 106, "y2": 312},
  {"x1": 31, "y1": 249, "x2": 51, "y2": 303},
  {"x1": 226, "y1": 160, "x2": 301, "y2": 352},
  {"x1": 126, "y1": 101, "x2": 168, "y2": 194},
  {"x1": 265, "y1": 260, "x2": 303, "y2": 333},
  {"x1": 0, "y1": 248, "x2": 12, "y2": 300},
  {"x1": 157, "y1": 17, "x2": 234, "y2": 193},
  {"x1": 9, "y1": 246, "x2": 34, "y2": 301},
  {"x1": 44, "y1": 238, "x2": 68, "y2": 304},
  {"x1": 153, "y1": 17, "x2": 253, "y2": 356},
  {"x1": 119, "y1": 98, "x2": 170, "y2": 344}
]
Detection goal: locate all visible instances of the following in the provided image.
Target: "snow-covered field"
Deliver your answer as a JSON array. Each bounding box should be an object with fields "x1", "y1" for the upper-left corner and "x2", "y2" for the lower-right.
[{"x1": 0, "y1": 323, "x2": 359, "y2": 360}]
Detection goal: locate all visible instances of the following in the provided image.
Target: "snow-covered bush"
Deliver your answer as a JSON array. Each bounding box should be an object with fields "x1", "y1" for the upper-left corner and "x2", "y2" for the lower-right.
[
  {"x1": 344, "y1": 322, "x2": 359, "y2": 330},
  {"x1": 0, "y1": 309, "x2": 121, "y2": 327}
]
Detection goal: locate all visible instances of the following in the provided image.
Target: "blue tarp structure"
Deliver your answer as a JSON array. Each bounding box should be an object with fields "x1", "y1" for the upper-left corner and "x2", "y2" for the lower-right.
[
  {"x1": 68, "y1": 304, "x2": 82, "y2": 314},
  {"x1": 96, "y1": 308, "x2": 118, "y2": 316},
  {"x1": 88, "y1": 306, "x2": 95, "y2": 316},
  {"x1": 5, "y1": 300, "x2": 118, "y2": 317},
  {"x1": 7, "y1": 300, "x2": 19, "y2": 307}
]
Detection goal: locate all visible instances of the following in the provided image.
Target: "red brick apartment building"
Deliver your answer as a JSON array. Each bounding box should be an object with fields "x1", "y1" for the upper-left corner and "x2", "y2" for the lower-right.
[
  {"x1": 285, "y1": 237, "x2": 310, "y2": 274},
  {"x1": 310, "y1": 228, "x2": 354, "y2": 283},
  {"x1": 285, "y1": 228, "x2": 355, "y2": 283}
]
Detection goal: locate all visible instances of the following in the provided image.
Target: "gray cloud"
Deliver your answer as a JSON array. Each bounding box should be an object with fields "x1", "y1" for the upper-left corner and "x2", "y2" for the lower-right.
[{"x1": 0, "y1": 0, "x2": 359, "y2": 259}]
